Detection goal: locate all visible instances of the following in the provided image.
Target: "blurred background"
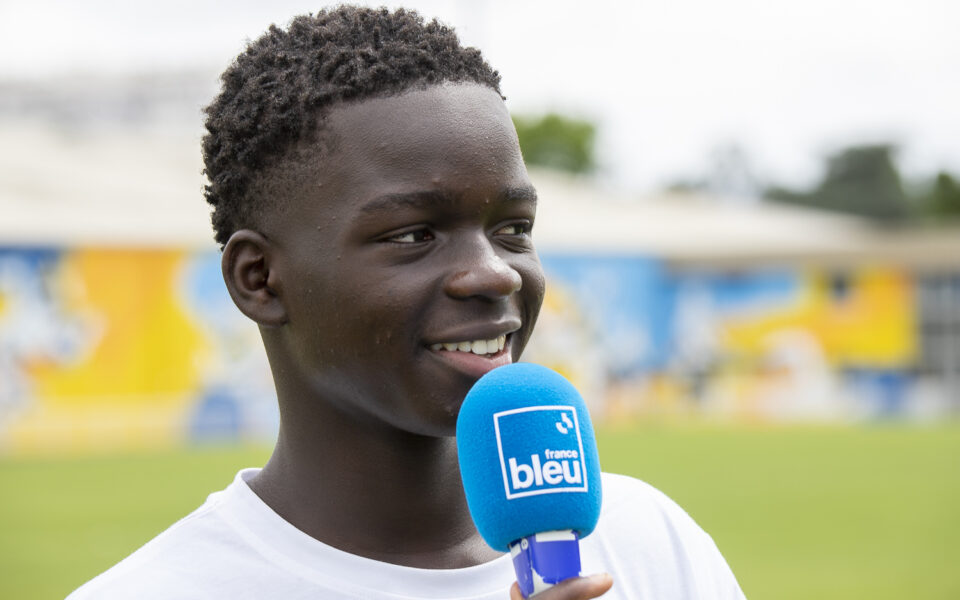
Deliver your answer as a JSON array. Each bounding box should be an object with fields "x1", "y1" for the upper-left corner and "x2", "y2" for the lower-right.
[{"x1": 1, "y1": 1, "x2": 958, "y2": 598}]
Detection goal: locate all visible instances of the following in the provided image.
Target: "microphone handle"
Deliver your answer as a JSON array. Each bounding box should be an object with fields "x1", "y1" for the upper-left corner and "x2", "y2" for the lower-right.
[{"x1": 509, "y1": 529, "x2": 582, "y2": 598}]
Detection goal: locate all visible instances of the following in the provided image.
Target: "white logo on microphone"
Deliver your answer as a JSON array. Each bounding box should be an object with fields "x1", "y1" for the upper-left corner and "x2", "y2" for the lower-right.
[
  {"x1": 555, "y1": 413, "x2": 574, "y2": 434},
  {"x1": 493, "y1": 406, "x2": 589, "y2": 500}
]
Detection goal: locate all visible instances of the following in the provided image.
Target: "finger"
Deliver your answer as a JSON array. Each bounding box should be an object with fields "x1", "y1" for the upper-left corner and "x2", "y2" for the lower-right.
[
  {"x1": 549, "y1": 573, "x2": 613, "y2": 600},
  {"x1": 510, "y1": 573, "x2": 614, "y2": 600}
]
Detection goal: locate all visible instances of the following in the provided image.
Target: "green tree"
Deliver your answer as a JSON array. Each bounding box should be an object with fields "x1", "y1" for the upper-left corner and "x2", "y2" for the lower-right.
[
  {"x1": 512, "y1": 113, "x2": 596, "y2": 174},
  {"x1": 921, "y1": 172, "x2": 960, "y2": 220},
  {"x1": 766, "y1": 144, "x2": 909, "y2": 222}
]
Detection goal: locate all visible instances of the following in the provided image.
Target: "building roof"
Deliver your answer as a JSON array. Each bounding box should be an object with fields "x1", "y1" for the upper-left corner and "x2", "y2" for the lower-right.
[
  {"x1": 531, "y1": 171, "x2": 960, "y2": 270},
  {"x1": 0, "y1": 121, "x2": 215, "y2": 249},
  {"x1": 2, "y1": 123, "x2": 959, "y2": 269}
]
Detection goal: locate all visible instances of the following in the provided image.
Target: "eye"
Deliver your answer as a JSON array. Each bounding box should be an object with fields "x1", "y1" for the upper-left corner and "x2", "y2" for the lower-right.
[
  {"x1": 493, "y1": 221, "x2": 532, "y2": 236},
  {"x1": 384, "y1": 228, "x2": 434, "y2": 243}
]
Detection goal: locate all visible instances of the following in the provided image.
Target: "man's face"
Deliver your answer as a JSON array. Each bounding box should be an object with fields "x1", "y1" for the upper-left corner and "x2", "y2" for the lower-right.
[{"x1": 264, "y1": 83, "x2": 545, "y2": 437}]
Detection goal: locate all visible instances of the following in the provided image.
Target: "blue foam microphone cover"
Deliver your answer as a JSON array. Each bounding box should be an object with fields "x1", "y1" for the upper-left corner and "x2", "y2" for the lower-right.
[{"x1": 457, "y1": 363, "x2": 602, "y2": 552}]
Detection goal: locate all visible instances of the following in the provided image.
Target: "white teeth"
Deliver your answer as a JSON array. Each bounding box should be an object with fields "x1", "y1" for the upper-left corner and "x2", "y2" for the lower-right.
[{"x1": 431, "y1": 336, "x2": 508, "y2": 355}]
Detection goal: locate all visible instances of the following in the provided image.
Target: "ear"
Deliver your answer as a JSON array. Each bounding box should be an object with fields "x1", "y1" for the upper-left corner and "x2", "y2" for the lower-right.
[{"x1": 221, "y1": 229, "x2": 287, "y2": 327}]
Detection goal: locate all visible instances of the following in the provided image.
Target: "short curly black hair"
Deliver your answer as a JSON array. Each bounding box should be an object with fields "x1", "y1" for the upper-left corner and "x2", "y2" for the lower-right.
[{"x1": 201, "y1": 5, "x2": 503, "y2": 247}]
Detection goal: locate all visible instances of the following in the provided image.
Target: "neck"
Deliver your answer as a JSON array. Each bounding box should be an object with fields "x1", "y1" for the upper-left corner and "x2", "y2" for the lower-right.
[{"x1": 248, "y1": 394, "x2": 503, "y2": 569}]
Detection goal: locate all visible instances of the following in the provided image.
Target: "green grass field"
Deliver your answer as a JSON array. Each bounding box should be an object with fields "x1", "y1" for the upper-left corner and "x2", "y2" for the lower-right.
[{"x1": 1, "y1": 423, "x2": 957, "y2": 599}]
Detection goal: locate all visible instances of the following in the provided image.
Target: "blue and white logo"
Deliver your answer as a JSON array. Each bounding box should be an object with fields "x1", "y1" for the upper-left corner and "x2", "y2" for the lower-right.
[{"x1": 494, "y1": 406, "x2": 588, "y2": 499}]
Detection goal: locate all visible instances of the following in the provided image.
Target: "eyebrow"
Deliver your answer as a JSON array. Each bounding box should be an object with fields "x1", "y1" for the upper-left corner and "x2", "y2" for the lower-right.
[{"x1": 358, "y1": 185, "x2": 538, "y2": 214}]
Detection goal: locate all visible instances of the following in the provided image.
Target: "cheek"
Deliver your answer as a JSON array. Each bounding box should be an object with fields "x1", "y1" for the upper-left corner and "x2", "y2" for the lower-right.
[
  {"x1": 514, "y1": 257, "x2": 546, "y2": 356},
  {"x1": 324, "y1": 289, "x2": 415, "y2": 359},
  {"x1": 284, "y1": 270, "x2": 370, "y2": 363},
  {"x1": 522, "y1": 256, "x2": 547, "y2": 313}
]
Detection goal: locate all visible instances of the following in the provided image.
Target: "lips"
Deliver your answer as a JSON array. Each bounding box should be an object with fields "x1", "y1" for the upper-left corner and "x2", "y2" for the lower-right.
[
  {"x1": 424, "y1": 324, "x2": 519, "y2": 380},
  {"x1": 429, "y1": 335, "x2": 506, "y2": 355},
  {"x1": 428, "y1": 337, "x2": 513, "y2": 379}
]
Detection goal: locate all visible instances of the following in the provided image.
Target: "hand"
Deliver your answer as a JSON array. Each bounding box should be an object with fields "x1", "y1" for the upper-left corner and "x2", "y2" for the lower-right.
[{"x1": 509, "y1": 574, "x2": 613, "y2": 600}]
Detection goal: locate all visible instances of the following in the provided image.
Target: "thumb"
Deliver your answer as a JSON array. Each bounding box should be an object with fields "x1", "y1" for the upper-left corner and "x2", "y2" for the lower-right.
[{"x1": 509, "y1": 573, "x2": 613, "y2": 600}]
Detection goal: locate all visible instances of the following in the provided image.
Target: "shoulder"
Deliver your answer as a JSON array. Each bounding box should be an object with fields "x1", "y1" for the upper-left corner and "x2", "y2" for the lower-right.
[
  {"x1": 583, "y1": 472, "x2": 746, "y2": 599},
  {"x1": 599, "y1": 471, "x2": 703, "y2": 531},
  {"x1": 600, "y1": 471, "x2": 683, "y2": 512},
  {"x1": 596, "y1": 472, "x2": 715, "y2": 556},
  {"x1": 67, "y1": 490, "x2": 234, "y2": 600}
]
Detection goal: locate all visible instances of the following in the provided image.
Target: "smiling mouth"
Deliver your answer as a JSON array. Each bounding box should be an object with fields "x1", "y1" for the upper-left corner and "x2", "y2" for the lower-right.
[
  {"x1": 429, "y1": 335, "x2": 506, "y2": 356},
  {"x1": 427, "y1": 334, "x2": 514, "y2": 378}
]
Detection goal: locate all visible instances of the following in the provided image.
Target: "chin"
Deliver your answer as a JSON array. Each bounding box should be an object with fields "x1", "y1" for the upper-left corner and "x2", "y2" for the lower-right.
[{"x1": 407, "y1": 397, "x2": 465, "y2": 439}]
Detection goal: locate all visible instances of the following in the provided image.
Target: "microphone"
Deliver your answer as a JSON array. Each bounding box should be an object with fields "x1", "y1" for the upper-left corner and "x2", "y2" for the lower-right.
[{"x1": 457, "y1": 363, "x2": 603, "y2": 598}]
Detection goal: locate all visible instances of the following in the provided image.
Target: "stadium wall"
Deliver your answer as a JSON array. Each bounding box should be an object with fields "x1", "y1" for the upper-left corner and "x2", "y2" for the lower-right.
[{"x1": 0, "y1": 245, "x2": 944, "y2": 456}]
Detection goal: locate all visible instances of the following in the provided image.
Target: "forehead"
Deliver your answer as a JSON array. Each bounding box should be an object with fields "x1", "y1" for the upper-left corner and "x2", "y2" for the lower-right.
[
  {"x1": 317, "y1": 84, "x2": 527, "y2": 206},
  {"x1": 330, "y1": 83, "x2": 519, "y2": 168},
  {"x1": 261, "y1": 83, "x2": 531, "y2": 242}
]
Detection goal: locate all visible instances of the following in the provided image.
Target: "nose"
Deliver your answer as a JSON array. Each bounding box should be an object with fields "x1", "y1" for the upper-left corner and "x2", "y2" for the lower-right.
[{"x1": 444, "y1": 234, "x2": 522, "y2": 300}]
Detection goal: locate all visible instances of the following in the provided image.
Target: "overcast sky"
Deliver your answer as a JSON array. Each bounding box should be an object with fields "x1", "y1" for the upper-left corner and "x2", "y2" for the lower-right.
[{"x1": 1, "y1": 0, "x2": 958, "y2": 193}]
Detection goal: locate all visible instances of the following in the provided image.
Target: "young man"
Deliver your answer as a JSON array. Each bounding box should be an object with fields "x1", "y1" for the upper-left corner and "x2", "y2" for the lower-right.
[{"x1": 69, "y1": 7, "x2": 745, "y2": 599}]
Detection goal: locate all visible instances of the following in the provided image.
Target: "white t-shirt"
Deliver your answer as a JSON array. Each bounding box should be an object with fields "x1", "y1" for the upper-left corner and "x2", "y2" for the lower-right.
[{"x1": 68, "y1": 470, "x2": 745, "y2": 599}]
